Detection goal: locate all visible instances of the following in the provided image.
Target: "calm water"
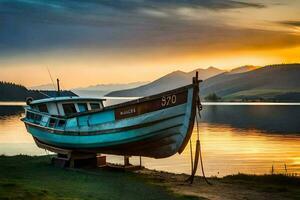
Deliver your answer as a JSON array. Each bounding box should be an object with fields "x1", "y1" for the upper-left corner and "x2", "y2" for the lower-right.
[{"x1": 0, "y1": 103, "x2": 299, "y2": 177}]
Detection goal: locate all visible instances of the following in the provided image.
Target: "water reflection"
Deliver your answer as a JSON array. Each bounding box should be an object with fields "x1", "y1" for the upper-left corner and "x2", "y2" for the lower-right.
[
  {"x1": 0, "y1": 104, "x2": 299, "y2": 176},
  {"x1": 0, "y1": 105, "x2": 45, "y2": 155},
  {"x1": 108, "y1": 123, "x2": 300, "y2": 177},
  {"x1": 200, "y1": 105, "x2": 300, "y2": 133},
  {"x1": 0, "y1": 105, "x2": 23, "y2": 117}
]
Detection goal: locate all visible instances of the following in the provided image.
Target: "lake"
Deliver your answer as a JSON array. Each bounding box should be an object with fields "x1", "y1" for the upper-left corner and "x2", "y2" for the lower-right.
[{"x1": 0, "y1": 103, "x2": 299, "y2": 177}]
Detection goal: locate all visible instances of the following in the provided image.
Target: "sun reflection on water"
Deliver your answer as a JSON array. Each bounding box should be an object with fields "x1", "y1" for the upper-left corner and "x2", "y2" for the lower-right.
[
  {"x1": 140, "y1": 123, "x2": 300, "y2": 177},
  {"x1": 0, "y1": 108, "x2": 299, "y2": 177}
]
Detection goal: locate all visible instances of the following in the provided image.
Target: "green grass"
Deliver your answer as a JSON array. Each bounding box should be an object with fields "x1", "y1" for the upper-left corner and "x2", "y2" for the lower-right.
[
  {"x1": 223, "y1": 89, "x2": 300, "y2": 101},
  {"x1": 1, "y1": 155, "x2": 299, "y2": 200},
  {"x1": 223, "y1": 173, "x2": 300, "y2": 199},
  {"x1": 0, "y1": 155, "x2": 201, "y2": 200}
]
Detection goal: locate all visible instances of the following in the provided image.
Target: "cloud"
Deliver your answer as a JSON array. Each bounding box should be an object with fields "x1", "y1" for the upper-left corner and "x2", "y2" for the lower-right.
[
  {"x1": 107, "y1": 0, "x2": 266, "y2": 10},
  {"x1": 1, "y1": 0, "x2": 266, "y2": 14},
  {"x1": 0, "y1": 0, "x2": 267, "y2": 27},
  {"x1": 279, "y1": 20, "x2": 300, "y2": 27},
  {"x1": 1, "y1": 0, "x2": 297, "y2": 58},
  {"x1": 145, "y1": 0, "x2": 265, "y2": 10}
]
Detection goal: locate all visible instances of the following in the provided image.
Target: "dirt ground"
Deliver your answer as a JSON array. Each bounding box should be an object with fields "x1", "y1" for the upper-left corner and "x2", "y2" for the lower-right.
[{"x1": 136, "y1": 169, "x2": 299, "y2": 200}]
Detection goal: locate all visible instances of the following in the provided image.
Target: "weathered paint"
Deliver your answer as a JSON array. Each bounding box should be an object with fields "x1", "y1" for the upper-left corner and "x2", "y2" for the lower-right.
[{"x1": 23, "y1": 83, "x2": 198, "y2": 158}]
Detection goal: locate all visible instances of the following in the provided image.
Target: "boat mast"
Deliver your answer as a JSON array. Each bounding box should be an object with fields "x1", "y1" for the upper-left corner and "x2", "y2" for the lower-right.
[{"x1": 57, "y1": 78, "x2": 60, "y2": 97}]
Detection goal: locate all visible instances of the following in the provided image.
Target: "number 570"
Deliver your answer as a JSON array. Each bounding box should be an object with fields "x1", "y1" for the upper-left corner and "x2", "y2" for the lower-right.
[{"x1": 161, "y1": 95, "x2": 176, "y2": 107}]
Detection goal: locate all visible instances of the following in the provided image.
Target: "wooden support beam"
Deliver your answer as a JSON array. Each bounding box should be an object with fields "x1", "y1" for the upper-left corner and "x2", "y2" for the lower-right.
[{"x1": 124, "y1": 156, "x2": 130, "y2": 166}]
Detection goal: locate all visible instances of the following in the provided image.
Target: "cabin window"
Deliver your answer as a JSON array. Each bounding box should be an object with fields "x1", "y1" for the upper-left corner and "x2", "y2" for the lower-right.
[
  {"x1": 26, "y1": 111, "x2": 35, "y2": 120},
  {"x1": 57, "y1": 120, "x2": 66, "y2": 128},
  {"x1": 31, "y1": 105, "x2": 38, "y2": 111},
  {"x1": 78, "y1": 103, "x2": 88, "y2": 112},
  {"x1": 48, "y1": 118, "x2": 56, "y2": 128},
  {"x1": 62, "y1": 103, "x2": 77, "y2": 115},
  {"x1": 34, "y1": 114, "x2": 42, "y2": 123},
  {"x1": 90, "y1": 103, "x2": 100, "y2": 110},
  {"x1": 37, "y1": 104, "x2": 48, "y2": 113}
]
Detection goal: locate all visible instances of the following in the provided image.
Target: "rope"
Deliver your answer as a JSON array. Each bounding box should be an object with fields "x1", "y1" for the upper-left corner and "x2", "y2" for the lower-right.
[
  {"x1": 46, "y1": 67, "x2": 56, "y2": 90},
  {"x1": 186, "y1": 95, "x2": 200, "y2": 184},
  {"x1": 196, "y1": 105, "x2": 212, "y2": 185},
  {"x1": 189, "y1": 139, "x2": 194, "y2": 174},
  {"x1": 186, "y1": 93, "x2": 211, "y2": 185}
]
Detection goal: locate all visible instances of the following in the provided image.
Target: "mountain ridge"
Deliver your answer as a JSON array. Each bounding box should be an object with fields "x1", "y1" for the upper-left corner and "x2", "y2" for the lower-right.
[
  {"x1": 106, "y1": 63, "x2": 300, "y2": 101},
  {"x1": 228, "y1": 65, "x2": 260, "y2": 74},
  {"x1": 201, "y1": 63, "x2": 300, "y2": 99},
  {"x1": 106, "y1": 67, "x2": 225, "y2": 97}
]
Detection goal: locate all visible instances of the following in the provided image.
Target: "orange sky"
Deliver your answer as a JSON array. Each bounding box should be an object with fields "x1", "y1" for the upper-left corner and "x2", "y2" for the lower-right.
[{"x1": 0, "y1": 0, "x2": 300, "y2": 89}]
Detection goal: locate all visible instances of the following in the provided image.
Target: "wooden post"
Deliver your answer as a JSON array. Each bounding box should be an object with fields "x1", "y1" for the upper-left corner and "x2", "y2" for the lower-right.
[
  {"x1": 57, "y1": 78, "x2": 60, "y2": 96},
  {"x1": 139, "y1": 156, "x2": 142, "y2": 167},
  {"x1": 124, "y1": 156, "x2": 130, "y2": 166}
]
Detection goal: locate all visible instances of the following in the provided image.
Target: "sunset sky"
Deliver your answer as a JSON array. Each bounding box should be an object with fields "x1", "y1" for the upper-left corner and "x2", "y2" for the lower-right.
[{"x1": 1, "y1": 0, "x2": 300, "y2": 88}]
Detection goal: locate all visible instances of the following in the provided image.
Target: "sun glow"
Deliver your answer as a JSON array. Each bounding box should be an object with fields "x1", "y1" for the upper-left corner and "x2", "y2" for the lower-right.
[{"x1": 1, "y1": 1, "x2": 300, "y2": 88}]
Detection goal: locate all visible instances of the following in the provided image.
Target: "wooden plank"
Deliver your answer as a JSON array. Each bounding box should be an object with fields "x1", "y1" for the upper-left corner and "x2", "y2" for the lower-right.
[
  {"x1": 34, "y1": 137, "x2": 72, "y2": 155},
  {"x1": 115, "y1": 91, "x2": 187, "y2": 120}
]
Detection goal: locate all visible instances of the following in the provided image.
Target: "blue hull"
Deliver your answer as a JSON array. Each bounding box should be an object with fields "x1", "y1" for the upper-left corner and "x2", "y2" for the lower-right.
[{"x1": 23, "y1": 83, "x2": 198, "y2": 158}]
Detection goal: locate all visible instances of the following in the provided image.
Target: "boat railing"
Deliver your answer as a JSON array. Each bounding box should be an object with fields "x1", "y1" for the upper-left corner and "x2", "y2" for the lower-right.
[{"x1": 25, "y1": 109, "x2": 67, "y2": 130}]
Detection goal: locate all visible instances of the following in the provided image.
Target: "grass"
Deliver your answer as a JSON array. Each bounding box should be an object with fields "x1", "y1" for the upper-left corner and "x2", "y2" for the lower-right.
[
  {"x1": 223, "y1": 173, "x2": 300, "y2": 199},
  {"x1": 222, "y1": 89, "x2": 300, "y2": 101},
  {"x1": 0, "y1": 155, "x2": 201, "y2": 200},
  {"x1": 1, "y1": 155, "x2": 299, "y2": 200}
]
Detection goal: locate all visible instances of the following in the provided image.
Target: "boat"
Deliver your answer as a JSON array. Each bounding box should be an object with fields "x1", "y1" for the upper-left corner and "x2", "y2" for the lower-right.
[{"x1": 21, "y1": 74, "x2": 201, "y2": 159}]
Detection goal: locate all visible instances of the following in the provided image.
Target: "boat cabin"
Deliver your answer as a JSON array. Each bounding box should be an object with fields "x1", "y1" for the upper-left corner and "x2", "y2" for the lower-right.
[
  {"x1": 23, "y1": 97, "x2": 106, "y2": 131},
  {"x1": 28, "y1": 97, "x2": 105, "y2": 116}
]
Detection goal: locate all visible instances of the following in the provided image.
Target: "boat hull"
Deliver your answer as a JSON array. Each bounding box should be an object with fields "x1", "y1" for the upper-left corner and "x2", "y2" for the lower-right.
[{"x1": 23, "y1": 83, "x2": 198, "y2": 158}]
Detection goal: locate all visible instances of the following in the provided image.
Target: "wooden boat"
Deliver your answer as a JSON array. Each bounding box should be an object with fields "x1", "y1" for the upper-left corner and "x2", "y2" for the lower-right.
[{"x1": 22, "y1": 75, "x2": 201, "y2": 158}]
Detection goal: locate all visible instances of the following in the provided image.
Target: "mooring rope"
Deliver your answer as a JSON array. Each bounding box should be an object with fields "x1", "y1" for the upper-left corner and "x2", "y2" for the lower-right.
[
  {"x1": 189, "y1": 139, "x2": 194, "y2": 174},
  {"x1": 187, "y1": 93, "x2": 211, "y2": 185},
  {"x1": 196, "y1": 103, "x2": 211, "y2": 185}
]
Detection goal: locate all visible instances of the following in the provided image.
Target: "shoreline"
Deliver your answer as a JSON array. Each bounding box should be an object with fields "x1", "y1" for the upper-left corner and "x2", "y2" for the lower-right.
[
  {"x1": 136, "y1": 168, "x2": 300, "y2": 200},
  {"x1": 0, "y1": 155, "x2": 299, "y2": 200}
]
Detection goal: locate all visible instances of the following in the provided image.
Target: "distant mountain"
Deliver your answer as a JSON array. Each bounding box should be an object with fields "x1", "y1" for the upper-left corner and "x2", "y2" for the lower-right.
[
  {"x1": 29, "y1": 82, "x2": 149, "y2": 97},
  {"x1": 0, "y1": 81, "x2": 28, "y2": 101},
  {"x1": 74, "y1": 81, "x2": 148, "y2": 91},
  {"x1": 1, "y1": 81, "x2": 77, "y2": 102},
  {"x1": 72, "y1": 90, "x2": 110, "y2": 98},
  {"x1": 72, "y1": 81, "x2": 149, "y2": 97},
  {"x1": 29, "y1": 83, "x2": 56, "y2": 90},
  {"x1": 30, "y1": 82, "x2": 148, "y2": 92},
  {"x1": 189, "y1": 66, "x2": 225, "y2": 77},
  {"x1": 4, "y1": 63, "x2": 299, "y2": 102},
  {"x1": 228, "y1": 65, "x2": 260, "y2": 74},
  {"x1": 106, "y1": 63, "x2": 300, "y2": 102},
  {"x1": 106, "y1": 67, "x2": 225, "y2": 97},
  {"x1": 201, "y1": 63, "x2": 300, "y2": 101}
]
